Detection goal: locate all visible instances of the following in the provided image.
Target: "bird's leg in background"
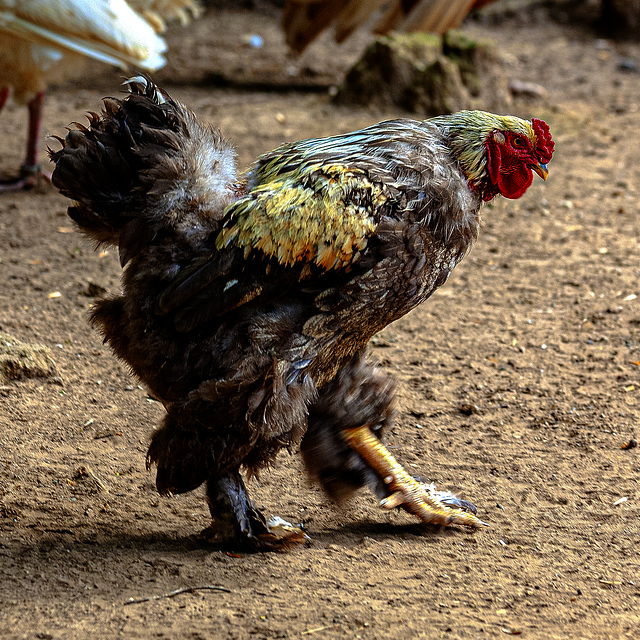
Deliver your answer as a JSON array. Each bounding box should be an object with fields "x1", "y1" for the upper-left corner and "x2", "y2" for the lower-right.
[
  {"x1": 0, "y1": 87, "x2": 9, "y2": 112},
  {"x1": 22, "y1": 91, "x2": 45, "y2": 177},
  {"x1": 342, "y1": 425, "x2": 487, "y2": 528},
  {"x1": 204, "y1": 471, "x2": 308, "y2": 551},
  {"x1": 0, "y1": 90, "x2": 49, "y2": 192}
]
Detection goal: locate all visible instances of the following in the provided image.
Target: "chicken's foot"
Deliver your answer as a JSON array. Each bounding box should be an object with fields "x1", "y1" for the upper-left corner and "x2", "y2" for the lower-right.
[
  {"x1": 342, "y1": 425, "x2": 487, "y2": 528},
  {"x1": 205, "y1": 472, "x2": 309, "y2": 551}
]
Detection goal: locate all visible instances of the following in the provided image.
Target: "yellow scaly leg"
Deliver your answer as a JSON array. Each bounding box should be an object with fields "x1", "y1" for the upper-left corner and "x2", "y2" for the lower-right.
[{"x1": 342, "y1": 426, "x2": 488, "y2": 528}]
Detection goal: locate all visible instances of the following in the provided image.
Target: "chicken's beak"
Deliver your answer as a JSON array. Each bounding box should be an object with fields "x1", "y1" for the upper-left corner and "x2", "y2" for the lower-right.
[{"x1": 531, "y1": 162, "x2": 549, "y2": 181}]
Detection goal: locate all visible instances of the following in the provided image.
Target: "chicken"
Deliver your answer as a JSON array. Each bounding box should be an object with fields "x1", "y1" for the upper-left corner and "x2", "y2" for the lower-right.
[
  {"x1": 50, "y1": 77, "x2": 554, "y2": 550},
  {"x1": 282, "y1": 0, "x2": 497, "y2": 54},
  {"x1": 0, "y1": 0, "x2": 199, "y2": 191}
]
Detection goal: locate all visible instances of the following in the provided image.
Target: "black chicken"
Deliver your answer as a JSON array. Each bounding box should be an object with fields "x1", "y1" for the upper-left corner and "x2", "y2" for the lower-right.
[{"x1": 51, "y1": 78, "x2": 554, "y2": 550}]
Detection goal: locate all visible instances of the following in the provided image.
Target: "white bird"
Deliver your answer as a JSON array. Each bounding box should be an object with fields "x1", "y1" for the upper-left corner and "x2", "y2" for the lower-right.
[{"x1": 0, "y1": 0, "x2": 200, "y2": 191}]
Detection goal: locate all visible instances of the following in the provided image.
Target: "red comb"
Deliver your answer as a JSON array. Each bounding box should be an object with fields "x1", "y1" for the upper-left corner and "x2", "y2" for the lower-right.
[{"x1": 531, "y1": 118, "x2": 554, "y2": 164}]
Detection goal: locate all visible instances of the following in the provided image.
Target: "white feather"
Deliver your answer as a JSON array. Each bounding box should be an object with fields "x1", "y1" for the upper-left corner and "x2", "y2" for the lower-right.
[{"x1": 0, "y1": 0, "x2": 199, "y2": 102}]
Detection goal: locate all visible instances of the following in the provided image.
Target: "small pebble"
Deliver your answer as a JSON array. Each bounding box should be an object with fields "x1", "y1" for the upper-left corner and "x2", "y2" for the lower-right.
[{"x1": 618, "y1": 58, "x2": 638, "y2": 73}]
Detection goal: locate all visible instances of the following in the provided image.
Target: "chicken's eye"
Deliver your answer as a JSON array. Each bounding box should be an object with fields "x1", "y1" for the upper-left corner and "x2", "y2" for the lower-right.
[{"x1": 512, "y1": 136, "x2": 525, "y2": 148}]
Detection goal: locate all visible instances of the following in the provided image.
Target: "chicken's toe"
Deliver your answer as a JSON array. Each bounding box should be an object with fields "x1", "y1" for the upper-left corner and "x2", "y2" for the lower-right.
[
  {"x1": 253, "y1": 516, "x2": 309, "y2": 551},
  {"x1": 379, "y1": 475, "x2": 487, "y2": 528}
]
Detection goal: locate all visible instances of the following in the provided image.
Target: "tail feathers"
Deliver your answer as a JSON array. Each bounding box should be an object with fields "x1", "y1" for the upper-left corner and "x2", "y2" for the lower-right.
[
  {"x1": 51, "y1": 76, "x2": 238, "y2": 266},
  {"x1": 283, "y1": 0, "x2": 491, "y2": 53},
  {"x1": 282, "y1": 0, "x2": 345, "y2": 54}
]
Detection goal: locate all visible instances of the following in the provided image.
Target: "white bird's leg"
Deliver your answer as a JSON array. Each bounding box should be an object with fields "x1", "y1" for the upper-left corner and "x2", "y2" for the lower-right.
[
  {"x1": 0, "y1": 87, "x2": 9, "y2": 112},
  {"x1": 1, "y1": 90, "x2": 50, "y2": 192},
  {"x1": 22, "y1": 91, "x2": 45, "y2": 177}
]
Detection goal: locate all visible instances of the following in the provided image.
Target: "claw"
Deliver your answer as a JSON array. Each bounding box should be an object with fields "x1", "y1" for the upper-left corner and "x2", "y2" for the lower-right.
[
  {"x1": 342, "y1": 425, "x2": 488, "y2": 529},
  {"x1": 380, "y1": 491, "x2": 405, "y2": 510},
  {"x1": 259, "y1": 516, "x2": 310, "y2": 550},
  {"x1": 431, "y1": 484, "x2": 478, "y2": 515}
]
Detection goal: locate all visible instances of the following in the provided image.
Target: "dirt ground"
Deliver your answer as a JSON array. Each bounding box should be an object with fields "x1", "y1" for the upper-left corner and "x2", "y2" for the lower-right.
[{"x1": 1, "y1": 4, "x2": 639, "y2": 639}]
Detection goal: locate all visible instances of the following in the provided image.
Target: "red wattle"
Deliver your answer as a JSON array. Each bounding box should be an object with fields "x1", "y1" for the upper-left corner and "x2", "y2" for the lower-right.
[
  {"x1": 485, "y1": 138, "x2": 534, "y2": 200},
  {"x1": 499, "y1": 163, "x2": 533, "y2": 199}
]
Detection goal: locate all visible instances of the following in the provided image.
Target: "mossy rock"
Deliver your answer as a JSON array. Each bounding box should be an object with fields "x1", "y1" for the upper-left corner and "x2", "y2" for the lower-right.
[
  {"x1": 334, "y1": 31, "x2": 511, "y2": 116},
  {"x1": 0, "y1": 332, "x2": 57, "y2": 383}
]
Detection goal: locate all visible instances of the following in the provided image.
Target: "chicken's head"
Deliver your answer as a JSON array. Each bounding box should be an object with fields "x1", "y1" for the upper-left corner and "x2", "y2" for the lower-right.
[
  {"x1": 435, "y1": 111, "x2": 555, "y2": 202},
  {"x1": 483, "y1": 116, "x2": 554, "y2": 201}
]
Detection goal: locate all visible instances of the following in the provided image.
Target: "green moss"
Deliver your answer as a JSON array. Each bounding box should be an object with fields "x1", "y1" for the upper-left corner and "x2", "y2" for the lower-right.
[
  {"x1": 0, "y1": 332, "x2": 57, "y2": 382},
  {"x1": 334, "y1": 31, "x2": 509, "y2": 116}
]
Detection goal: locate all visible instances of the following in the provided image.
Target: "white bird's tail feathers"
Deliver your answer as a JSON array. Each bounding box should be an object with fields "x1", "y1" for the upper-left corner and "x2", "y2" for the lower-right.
[{"x1": 0, "y1": 0, "x2": 201, "y2": 81}]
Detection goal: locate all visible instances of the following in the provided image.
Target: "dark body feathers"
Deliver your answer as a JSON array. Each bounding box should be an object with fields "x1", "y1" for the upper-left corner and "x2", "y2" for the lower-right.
[{"x1": 51, "y1": 78, "x2": 491, "y2": 548}]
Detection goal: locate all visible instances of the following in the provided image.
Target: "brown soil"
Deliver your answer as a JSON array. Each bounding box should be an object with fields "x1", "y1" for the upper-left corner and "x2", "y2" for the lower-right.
[{"x1": 1, "y1": 5, "x2": 639, "y2": 639}]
